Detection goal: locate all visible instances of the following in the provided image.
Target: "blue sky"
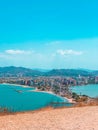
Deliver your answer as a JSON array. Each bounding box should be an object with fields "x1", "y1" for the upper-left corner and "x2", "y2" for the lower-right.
[{"x1": 0, "y1": 0, "x2": 98, "y2": 69}]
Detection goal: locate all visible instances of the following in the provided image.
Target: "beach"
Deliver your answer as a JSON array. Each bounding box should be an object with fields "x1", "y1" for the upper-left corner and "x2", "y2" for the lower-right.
[
  {"x1": 2, "y1": 83, "x2": 32, "y2": 88},
  {"x1": 0, "y1": 106, "x2": 98, "y2": 130}
]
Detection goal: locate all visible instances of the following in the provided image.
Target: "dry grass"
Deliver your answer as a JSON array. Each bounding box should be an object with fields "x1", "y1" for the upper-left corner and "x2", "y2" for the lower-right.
[{"x1": 0, "y1": 106, "x2": 98, "y2": 130}]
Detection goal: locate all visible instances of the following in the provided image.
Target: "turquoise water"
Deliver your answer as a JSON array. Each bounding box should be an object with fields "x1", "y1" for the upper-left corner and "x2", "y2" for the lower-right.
[
  {"x1": 0, "y1": 84, "x2": 70, "y2": 112},
  {"x1": 71, "y1": 84, "x2": 98, "y2": 98}
]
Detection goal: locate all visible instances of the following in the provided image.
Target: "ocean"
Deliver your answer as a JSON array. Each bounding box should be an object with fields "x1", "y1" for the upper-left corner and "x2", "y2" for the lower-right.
[
  {"x1": 0, "y1": 84, "x2": 70, "y2": 112},
  {"x1": 71, "y1": 84, "x2": 98, "y2": 98}
]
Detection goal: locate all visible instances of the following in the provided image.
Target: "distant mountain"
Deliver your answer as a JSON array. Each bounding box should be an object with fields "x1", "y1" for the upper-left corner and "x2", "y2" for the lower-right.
[
  {"x1": 0, "y1": 66, "x2": 98, "y2": 77},
  {"x1": 45, "y1": 69, "x2": 91, "y2": 77},
  {"x1": 0, "y1": 66, "x2": 42, "y2": 77},
  {"x1": 76, "y1": 68, "x2": 94, "y2": 72},
  {"x1": 91, "y1": 70, "x2": 98, "y2": 76},
  {"x1": 32, "y1": 68, "x2": 50, "y2": 72}
]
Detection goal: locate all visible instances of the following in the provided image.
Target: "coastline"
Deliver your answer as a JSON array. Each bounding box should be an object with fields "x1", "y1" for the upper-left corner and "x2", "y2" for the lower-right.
[
  {"x1": 1, "y1": 83, "x2": 33, "y2": 88},
  {"x1": 29, "y1": 89, "x2": 74, "y2": 103},
  {"x1": 1, "y1": 83, "x2": 74, "y2": 103}
]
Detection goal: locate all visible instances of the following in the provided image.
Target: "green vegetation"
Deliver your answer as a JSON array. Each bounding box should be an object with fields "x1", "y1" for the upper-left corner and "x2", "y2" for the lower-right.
[
  {"x1": 0, "y1": 66, "x2": 98, "y2": 77},
  {"x1": 72, "y1": 92, "x2": 80, "y2": 101}
]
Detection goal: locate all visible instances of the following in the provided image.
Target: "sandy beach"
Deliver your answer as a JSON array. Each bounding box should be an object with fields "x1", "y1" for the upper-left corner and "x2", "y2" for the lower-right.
[
  {"x1": 2, "y1": 83, "x2": 32, "y2": 88},
  {"x1": 0, "y1": 106, "x2": 98, "y2": 130}
]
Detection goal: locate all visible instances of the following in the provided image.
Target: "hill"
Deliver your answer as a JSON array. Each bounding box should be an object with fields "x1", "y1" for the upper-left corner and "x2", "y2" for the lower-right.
[
  {"x1": 45, "y1": 69, "x2": 91, "y2": 77},
  {"x1": 0, "y1": 66, "x2": 42, "y2": 77},
  {"x1": 0, "y1": 66, "x2": 98, "y2": 77}
]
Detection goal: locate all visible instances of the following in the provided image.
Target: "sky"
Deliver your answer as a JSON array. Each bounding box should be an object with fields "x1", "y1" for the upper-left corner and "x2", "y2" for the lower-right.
[{"x1": 0, "y1": 0, "x2": 98, "y2": 69}]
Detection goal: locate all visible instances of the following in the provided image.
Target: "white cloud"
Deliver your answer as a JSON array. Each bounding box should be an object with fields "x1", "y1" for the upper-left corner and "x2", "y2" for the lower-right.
[
  {"x1": 5, "y1": 50, "x2": 33, "y2": 55},
  {"x1": 57, "y1": 49, "x2": 83, "y2": 56}
]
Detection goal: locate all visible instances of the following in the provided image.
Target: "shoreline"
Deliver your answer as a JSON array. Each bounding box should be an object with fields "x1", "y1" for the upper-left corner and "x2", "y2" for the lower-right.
[
  {"x1": 29, "y1": 90, "x2": 74, "y2": 103},
  {"x1": 1, "y1": 83, "x2": 74, "y2": 103},
  {"x1": 1, "y1": 83, "x2": 74, "y2": 102},
  {"x1": 1, "y1": 83, "x2": 33, "y2": 88}
]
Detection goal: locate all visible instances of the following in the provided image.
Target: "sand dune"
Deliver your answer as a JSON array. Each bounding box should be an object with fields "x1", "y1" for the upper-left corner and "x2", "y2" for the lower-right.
[{"x1": 0, "y1": 106, "x2": 98, "y2": 130}]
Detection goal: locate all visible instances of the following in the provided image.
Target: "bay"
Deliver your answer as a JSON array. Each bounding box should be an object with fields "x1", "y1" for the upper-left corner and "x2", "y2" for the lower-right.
[
  {"x1": 0, "y1": 84, "x2": 70, "y2": 112},
  {"x1": 71, "y1": 84, "x2": 98, "y2": 98}
]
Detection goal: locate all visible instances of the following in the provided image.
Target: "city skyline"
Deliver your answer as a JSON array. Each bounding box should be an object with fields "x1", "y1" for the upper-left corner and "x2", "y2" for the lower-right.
[{"x1": 0, "y1": 0, "x2": 98, "y2": 69}]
